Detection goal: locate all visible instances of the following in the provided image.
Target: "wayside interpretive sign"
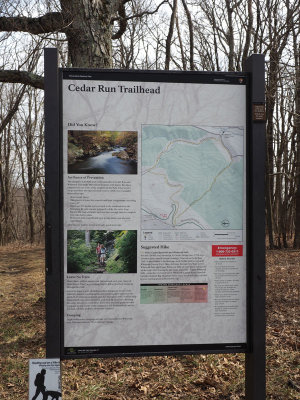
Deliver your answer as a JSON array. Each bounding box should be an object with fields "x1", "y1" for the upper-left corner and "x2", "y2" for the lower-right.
[{"x1": 44, "y1": 53, "x2": 265, "y2": 400}]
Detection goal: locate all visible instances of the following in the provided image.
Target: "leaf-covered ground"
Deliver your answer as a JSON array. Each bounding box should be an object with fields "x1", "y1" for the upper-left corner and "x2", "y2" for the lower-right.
[{"x1": 0, "y1": 246, "x2": 299, "y2": 399}]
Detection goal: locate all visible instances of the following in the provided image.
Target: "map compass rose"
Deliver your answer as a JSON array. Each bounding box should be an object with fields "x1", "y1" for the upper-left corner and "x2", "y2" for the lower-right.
[{"x1": 221, "y1": 219, "x2": 230, "y2": 228}]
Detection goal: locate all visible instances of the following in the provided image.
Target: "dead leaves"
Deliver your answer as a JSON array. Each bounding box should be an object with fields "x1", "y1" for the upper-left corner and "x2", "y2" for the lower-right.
[
  {"x1": 139, "y1": 385, "x2": 148, "y2": 394},
  {"x1": 192, "y1": 376, "x2": 219, "y2": 389}
]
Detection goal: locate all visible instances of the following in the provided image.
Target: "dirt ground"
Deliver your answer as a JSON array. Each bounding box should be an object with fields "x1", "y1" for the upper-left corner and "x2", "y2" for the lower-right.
[{"x1": 0, "y1": 245, "x2": 299, "y2": 399}]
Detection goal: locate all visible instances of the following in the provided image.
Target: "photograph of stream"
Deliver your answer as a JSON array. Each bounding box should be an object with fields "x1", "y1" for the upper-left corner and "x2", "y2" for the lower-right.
[{"x1": 68, "y1": 130, "x2": 138, "y2": 174}]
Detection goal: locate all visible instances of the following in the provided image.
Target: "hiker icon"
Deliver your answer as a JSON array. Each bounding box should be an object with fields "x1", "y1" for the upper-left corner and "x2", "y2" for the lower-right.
[
  {"x1": 32, "y1": 369, "x2": 46, "y2": 400},
  {"x1": 32, "y1": 369, "x2": 61, "y2": 400}
]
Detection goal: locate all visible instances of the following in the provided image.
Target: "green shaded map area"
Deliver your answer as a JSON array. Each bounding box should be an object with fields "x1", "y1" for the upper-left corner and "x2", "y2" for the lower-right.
[{"x1": 142, "y1": 125, "x2": 244, "y2": 231}]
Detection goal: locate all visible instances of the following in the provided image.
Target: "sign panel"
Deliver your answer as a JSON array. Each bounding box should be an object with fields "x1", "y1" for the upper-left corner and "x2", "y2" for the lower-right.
[{"x1": 60, "y1": 70, "x2": 248, "y2": 357}]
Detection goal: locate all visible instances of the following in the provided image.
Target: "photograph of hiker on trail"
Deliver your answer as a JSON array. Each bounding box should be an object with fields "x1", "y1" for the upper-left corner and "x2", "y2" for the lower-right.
[
  {"x1": 99, "y1": 244, "x2": 106, "y2": 266},
  {"x1": 95, "y1": 242, "x2": 107, "y2": 266},
  {"x1": 68, "y1": 130, "x2": 137, "y2": 174},
  {"x1": 67, "y1": 230, "x2": 137, "y2": 274}
]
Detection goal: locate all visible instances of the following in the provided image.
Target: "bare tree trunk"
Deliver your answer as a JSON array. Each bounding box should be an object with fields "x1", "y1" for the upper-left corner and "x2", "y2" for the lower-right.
[
  {"x1": 60, "y1": 0, "x2": 120, "y2": 68},
  {"x1": 181, "y1": 0, "x2": 194, "y2": 70},
  {"x1": 242, "y1": 0, "x2": 253, "y2": 69},
  {"x1": 293, "y1": 41, "x2": 300, "y2": 248},
  {"x1": 225, "y1": 0, "x2": 234, "y2": 71},
  {"x1": 0, "y1": 86, "x2": 25, "y2": 244},
  {"x1": 14, "y1": 87, "x2": 44, "y2": 244},
  {"x1": 165, "y1": 0, "x2": 177, "y2": 70},
  {"x1": 176, "y1": 15, "x2": 187, "y2": 70},
  {"x1": 85, "y1": 230, "x2": 91, "y2": 247}
]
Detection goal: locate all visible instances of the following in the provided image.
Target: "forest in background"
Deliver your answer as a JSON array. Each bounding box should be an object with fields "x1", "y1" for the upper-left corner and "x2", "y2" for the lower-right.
[{"x1": 0, "y1": 0, "x2": 299, "y2": 248}]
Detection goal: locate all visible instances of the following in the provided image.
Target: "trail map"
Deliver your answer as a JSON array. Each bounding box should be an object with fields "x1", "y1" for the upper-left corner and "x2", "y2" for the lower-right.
[{"x1": 142, "y1": 125, "x2": 244, "y2": 231}]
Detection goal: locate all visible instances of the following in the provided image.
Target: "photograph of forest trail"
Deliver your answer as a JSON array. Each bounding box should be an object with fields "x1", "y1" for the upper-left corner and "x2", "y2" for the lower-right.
[{"x1": 67, "y1": 230, "x2": 137, "y2": 273}]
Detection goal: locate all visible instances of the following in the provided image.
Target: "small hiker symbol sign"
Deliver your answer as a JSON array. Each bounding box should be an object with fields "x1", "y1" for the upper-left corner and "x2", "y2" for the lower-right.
[{"x1": 29, "y1": 359, "x2": 61, "y2": 400}]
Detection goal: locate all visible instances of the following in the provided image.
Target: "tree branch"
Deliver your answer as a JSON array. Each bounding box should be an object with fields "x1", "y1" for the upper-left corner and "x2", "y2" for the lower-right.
[
  {"x1": 0, "y1": 86, "x2": 26, "y2": 134},
  {"x1": 112, "y1": 1, "x2": 168, "y2": 23},
  {"x1": 0, "y1": 70, "x2": 44, "y2": 90},
  {"x1": 112, "y1": 2, "x2": 127, "y2": 40},
  {"x1": 0, "y1": 12, "x2": 66, "y2": 34},
  {"x1": 112, "y1": 1, "x2": 167, "y2": 40}
]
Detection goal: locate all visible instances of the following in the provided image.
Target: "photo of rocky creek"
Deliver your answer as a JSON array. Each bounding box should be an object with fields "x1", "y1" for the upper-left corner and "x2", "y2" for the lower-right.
[{"x1": 68, "y1": 130, "x2": 138, "y2": 174}]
